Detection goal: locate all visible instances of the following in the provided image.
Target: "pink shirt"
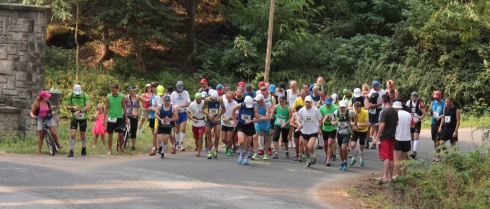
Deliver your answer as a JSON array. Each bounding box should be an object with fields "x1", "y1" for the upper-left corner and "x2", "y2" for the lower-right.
[{"x1": 38, "y1": 103, "x2": 49, "y2": 118}]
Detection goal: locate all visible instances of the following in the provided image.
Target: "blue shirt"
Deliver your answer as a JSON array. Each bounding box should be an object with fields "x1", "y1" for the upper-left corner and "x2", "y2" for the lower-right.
[
  {"x1": 149, "y1": 95, "x2": 156, "y2": 119},
  {"x1": 309, "y1": 93, "x2": 321, "y2": 102},
  {"x1": 243, "y1": 90, "x2": 256, "y2": 98},
  {"x1": 431, "y1": 100, "x2": 445, "y2": 124},
  {"x1": 254, "y1": 103, "x2": 269, "y2": 129}
]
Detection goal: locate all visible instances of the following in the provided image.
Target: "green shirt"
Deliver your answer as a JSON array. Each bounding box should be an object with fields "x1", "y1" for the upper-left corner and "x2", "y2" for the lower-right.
[
  {"x1": 319, "y1": 104, "x2": 339, "y2": 132},
  {"x1": 274, "y1": 104, "x2": 290, "y2": 128},
  {"x1": 107, "y1": 93, "x2": 124, "y2": 118},
  {"x1": 66, "y1": 93, "x2": 90, "y2": 120}
]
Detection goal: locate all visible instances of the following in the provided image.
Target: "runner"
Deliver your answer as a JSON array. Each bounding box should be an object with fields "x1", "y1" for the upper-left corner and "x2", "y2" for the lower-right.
[
  {"x1": 257, "y1": 82, "x2": 272, "y2": 156},
  {"x1": 373, "y1": 94, "x2": 398, "y2": 183},
  {"x1": 275, "y1": 82, "x2": 286, "y2": 98},
  {"x1": 251, "y1": 93, "x2": 271, "y2": 160},
  {"x1": 198, "y1": 78, "x2": 212, "y2": 96},
  {"x1": 319, "y1": 96, "x2": 338, "y2": 166},
  {"x1": 244, "y1": 84, "x2": 256, "y2": 98},
  {"x1": 406, "y1": 91, "x2": 426, "y2": 159},
  {"x1": 270, "y1": 96, "x2": 292, "y2": 158},
  {"x1": 310, "y1": 76, "x2": 325, "y2": 92},
  {"x1": 233, "y1": 96, "x2": 259, "y2": 165},
  {"x1": 365, "y1": 80, "x2": 386, "y2": 149},
  {"x1": 287, "y1": 80, "x2": 299, "y2": 149},
  {"x1": 350, "y1": 101, "x2": 369, "y2": 167},
  {"x1": 104, "y1": 83, "x2": 129, "y2": 155},
  {"x1": 170, "y1": 81, "x2": 191, "y2": 151},
  {"x1": 202, "y1": 91, "x2": 225, "y2": 159},
  {"x1": 393, "y1": 101, "x2": 414, "y2": 176},
  {"x1": 155, "y1": 95, "x2": 179, "y2": 159},
  {"x1": 65, "y1": 84, "x2": 90, "y2": 157},
  {"x1": 137, "y1": 84, "x2": 153, "y2": 134},
  {"x1": 348, "y1": 88, "x2": 365, "y2": 110},
  {"x1": 430, "y1": 90, "x2": 445, "y2": 161},
  {"x1": 221, "y1": 92, "x2": 238, "y2": 156},
  {"x1": 31, "y1": 91, "x2": 62, "y2": 155},
  {"x1": 234, "y1": 87, "x2": 245, "y2": 104},
  {"x1": 295, "y1": 96, "x2": 323, "y2": 167},
  {"x1": 290, "y1": 105, "x2": 304, "y2": 161},
  {"x1": 386, "y1": 80, "x2": 399, "y2": 99},
  {"x1": 216, "y1": 84, "x2": 224, "y2": 96},
  {"x1": 332, "y1": 100, "x2": 357, "y2": 170},
  {"x1": 187, "y1": 93, "x2": 206, "y2": 156},
  {"x1": 342, "y1": 89, "x2": 353, "y2": 104},
  {"x1": 149, "y1": 83, "x2": 162, "y2": 156},
  {"x1": 438, "y1": 97, "x2": 460, "y2": 152},
  {"x1": 125, "y1": 85, "x2": 147, "y2": 151}
]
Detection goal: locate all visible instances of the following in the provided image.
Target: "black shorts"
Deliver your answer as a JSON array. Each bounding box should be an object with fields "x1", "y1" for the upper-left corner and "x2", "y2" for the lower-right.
[
  {"x1": 394, "y1": 140, "x2": 411, "y2": 152},
  {"x1": 302, "y1": 133, "x2": 318, "y2": 141},
  {"x1": 411, "y1": 121, "x2": 422, "y2": 133},
  {"x1": 221, "y1": 125, "x2": 235, "y2": 133},
  {"x1": 368, "y1": 108, "x2": 381, "y2": 125},
  {"x1": 440, "y1": 129, "x2": 458, "y2": 143},
  {"x1": 292, "y1": 127, "x2": 301, "y2": 139},
  {"x1": 70, "y1": 119, "x2": 87, "y2": 132},
  {"x1": 322, "y1": 130, "x2": 337, "y2": 141},
  {"x1": 351, "y1": 131, "x2": 367, "y2": 145},
  {"x1": 149, "y1": 118, "x2": 155, "y2": 129},
  {"x1": 237, "y1": 123, "x2": 255, "y2": 136},
  {"x1": 431, "y1": 123, "x2": 441, "y2": 141},
  {"x1": 270, "y1": 118, "x2": 275, "y2": 129},
  {"x1": 273, "y1": 125, "x2": 289, "y2": 143},
  {"x1": 107, "y1": 118, "x2": 125, "y2": 134},
  {"x1": 157, "y1": 126, "x2": 172, "y2": 135},
  {"x1": 337, "y1": 133, "x2": 350, "y2": 147},
  {"x1": 129, "y1": 117, "x2": 138, "y2": 138}
]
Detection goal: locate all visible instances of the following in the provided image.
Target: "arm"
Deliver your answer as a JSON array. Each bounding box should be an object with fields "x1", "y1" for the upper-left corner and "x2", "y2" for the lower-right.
[
  {"x1": 122, "y1": 96, "x2": 129, "y2": 123},
  {"x1": 374, "y1": 122, "x2": 385, "y2": 144},
  {"x1": 217, "y1": 99, "x2": 226, "y2": 118},
  {"x1": 66, "y1": 94, "x2": 78, "y2": 111},
  {"x1": 202, "y1": 99, "x2": 209, "y2": 115},
  {"x1": 270, "y1": 105, "x2": 277, "y2": 118},
  {"x1": 104, "y1": 97, "x2": 109, "y2": 127},
  {"x1": 438, "y1": 107, "x2": 446, "y2": 132},
  {"x1": 420, "y1": 104, "x2": 427, "y2": 120},
  {"x1": 364, "y1": 97, "x2": 370, "y2": 109},
  {"x1": 251, "y1": 108, "x2": 260, "y2": 123},
  {"x1": 454, "y1": 109, "x2": 460, "y2": 137},
  {"x1": 170, "y1": 108, "x2": 179, "y2": 122},
  {"x1": 263, "y1": 105, "x2": 271, "y2": 121}
]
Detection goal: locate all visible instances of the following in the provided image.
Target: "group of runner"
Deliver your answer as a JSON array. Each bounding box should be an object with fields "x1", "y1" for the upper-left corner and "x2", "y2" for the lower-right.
[{"x1": 31, "y1": 77, "x2": 461, "y2": 172}]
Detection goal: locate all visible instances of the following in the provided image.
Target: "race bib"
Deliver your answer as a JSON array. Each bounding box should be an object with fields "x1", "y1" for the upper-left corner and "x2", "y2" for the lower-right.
[
  {"x1": 222, "y1": 116, "x2": 232, "y2": 125},
  {"x1": 433, "y1": 112, "x2": 439, "y2": 118},
  {"x1": 338, "y1": 128, "x2": 349, "y2": 135},
  {"x1": 368, "y1": 108, "x2": 376, "y2": 114},
  {"x1": 108, "y1": 117, "x2": 117, "y2": 123},
  {"x1": 164, "y1": 120, "x2": 171, "y2": 126},
  {"x1": 445, "y1": 116, "x2": 451, "y2": 123},
  {"x1": 241, "y1": 114, "x2": 251, "y2": 121},
  {"x1": 304, "y1": 116, "x2": 313, "y2": 122},
  {"x1": 179, "y1": 107, "x2": 187, "y2": 113},
  {"x1": 277, "y1": 118, "x2": 286, "y2": 124},
  {"x1": 209, "y1": 108, "x2": 218, "y2": 115},
  {"x1": 339, "y1": 121, "x2": 349, "y2": 128},
  {"x1": 75, "y1": 112, "x2": 84, "y2": 119},
  {"x1": 412, "y1": 113, "x2": 419, "y2": 119}
]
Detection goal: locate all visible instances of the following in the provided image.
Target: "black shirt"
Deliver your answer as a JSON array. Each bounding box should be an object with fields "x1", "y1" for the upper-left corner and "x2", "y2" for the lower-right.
[{"x1": 379, "y1": 107, "x2": 398, "y2": 140}]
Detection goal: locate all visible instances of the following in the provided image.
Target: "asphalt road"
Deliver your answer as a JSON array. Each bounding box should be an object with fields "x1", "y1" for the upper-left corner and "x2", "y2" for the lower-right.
[{"x1": 0, "y1": 128, "x2": 485, "y2": 209}]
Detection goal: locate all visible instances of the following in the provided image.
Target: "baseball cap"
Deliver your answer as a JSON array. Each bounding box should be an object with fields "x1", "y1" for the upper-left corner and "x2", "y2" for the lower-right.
[
  {"x1": 411, "y1": 91, "x2": 419, "y2": 97},
  {"x1": 269, "y1": 84, "x2": 276, "y2": 93},
  {"x1": 246, "y1": 84, "x2": 253, "y2": 92},
  {"x1": 156, "y1": 85, "x2": 164, "y2": 95},
  {"x1": 245, "y1": 96, "x2": 254, "y2": 108},
  {"x1": 325, "y1": 98, "x2": 333, "y2": 105},
  {"x1": 305, "y1": 96, "x2": 313, "y2": 102},
  {"x1": 163, "y1": 95, "x2": 171, "y2": 101},
  {"x1": 39, "y1": 91, "x2": 52, "y2": 98},
  {"x1": 254, "y1": 93, "x2": 264, "y2": 101},
  {"x1": 433, "y1": 91, "x2": 441, "y2": 99},
  {"x1": 372, "y1": 80, "x2": 381, "y2": 86},
  {"x1": 393, "y1": 101, "x2": 403, "y2": 109},
  {"x1": 258, "y1": 81, "x2": 266, "y2": 90},
  {"x1": 210, "y1": 91, "x2": 219, "y2": 99},
  {"x1": 195, "y1": 93, "x2": 203, "y2": 99},
  {"x1": 353, "y1": 88, "x2": 361, "y2": 98},
  {"x1": 129, "y1": 86, "x2": 137, "y2": 91},
  {"x1": 279, "y1": 96, "x2": 286, "y2": 101},
  {"x1": 216, "y1": 84, "x2": 223, "y2": 90},
  {"x1": 73, "y1": 84, "x2": 82, "y2": 95},
  {"x1": 238, "y1": 81, "x2": 245, "y2": 88},
  {"x1": 201, "y1": 91, "x2": 208, "y2": 98},
  {"x1": 200, "y1": 78, "x2": 208, "y2": 84},
  {"x1": 339, "y1": 100, "x2": 347, "y2": 107},
  {"x1": 278, "y1": 82, "x2": 286, "y2": 89},
  {"x1": 176, "y1": 81, "x2": 184, "y2": 92},
  {"x1": 343, "y1": 89, "x2": 352, "y2": 94},
  {"x1": 146, "y1": 84, "x2": 151, "y2": 88}
]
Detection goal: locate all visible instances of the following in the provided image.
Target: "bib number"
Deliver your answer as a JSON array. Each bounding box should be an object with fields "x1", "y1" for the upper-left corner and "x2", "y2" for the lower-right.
[
  {"x1": 304, "y1": 116, "x2": 313, "y2": 122},
  {"x1": 433, "y1": 112, "x2": 439, "y2": 118},
  {"x1": 277, "y1": 118, "x2": 286, "y2": 124},
  {"x1": 209, "y1": 108, "x2": 218, "y2": 115},
  {"x1": 108, "y1": 117, "x2": 117, "y2": 123},
  {"x1": 75, "y1": 112, "x2": 84, "y2": 119},
  {"x1": 339, "y1": 121, "x2": 349, "y2": 128},
  {"x1": 368, "y1": 108, "x2": 376, "y2": 114},
  {"x1": 164, "y1": 120, "x2": 171, "y2": 126},
  {"x1": 412, "y1": 113, "x2": 419, "y2": 119},
  {"x1": 445, "y1": 116, "x2": 451, "y2": 123},
  {"x1": 241, "y1": 114, "x2": 251, "y2": 121}
]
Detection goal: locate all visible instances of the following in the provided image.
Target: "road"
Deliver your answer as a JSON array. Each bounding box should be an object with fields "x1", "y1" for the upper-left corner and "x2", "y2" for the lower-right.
[{"x1": 0, "y1": 128, "x2": 485, "y2": 209}]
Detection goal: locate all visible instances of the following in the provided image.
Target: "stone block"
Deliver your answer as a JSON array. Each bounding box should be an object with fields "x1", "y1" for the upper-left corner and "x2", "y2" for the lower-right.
[
  {"x1": 8, "y1": 45, "x2": 18, "y2": 55},
  {"x1": 8, "y1": 24, "x2": 18, "y2": 32},
  {"x1": 18, "y1": 42, "x2": 27, "y2": 51},
  {"x1": 1, "y1": 18, "x2": 7, "y2": 35},
  {"x1": 0, "y1": 60, "x2": 13, "y2": 74},
  {"x1": 0, "y1": 45, "x2": 6, "y2": 59},
  {"x1": 15, "y1": 81, "x2": 26, "y2": 88},
  {"x1": 19, "y1": 18, "x2": 34, "y2": 33},
  {"x1": 12, "y1": 98, "x2": 28, "y2": 108},
  {"x1": 18, "y1": 88, "x2": 26, "y2": 99},
  {"x1": 6, "y1": 76, "x2": 15, "y2": 88},
  {"x1": 12, "y1": 32, "x2": 22, "y2": 41},
  {"x1": 3, "y1": 89, "x2": 18, "y2": 95},
  {"x1": 9, "y1": 17, "x2": 17, "y2": 24},
  {"x1": 0, "y1": 75, "x2": 6, "y2": 82},
  {"x1": 15, "y1": 71, "x2": 27, "y2": 81}
]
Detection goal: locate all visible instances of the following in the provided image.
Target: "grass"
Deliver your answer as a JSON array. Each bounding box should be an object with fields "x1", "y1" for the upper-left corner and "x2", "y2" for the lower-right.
[{"x1": 421, "y1": 114, "x2": 490, "y2": 129}]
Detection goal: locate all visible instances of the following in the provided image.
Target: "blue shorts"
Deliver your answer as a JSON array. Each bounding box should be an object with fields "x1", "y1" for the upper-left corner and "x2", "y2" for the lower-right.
[
  {"x1": 254, "y1": 124, "x2": 271, "y2": 136},
  {"x1": 368, "y1": 108, "x2": 381, "y2": 125},
  {"x1": 176, "y1": 112, "x2": 187, "y2": 124}
]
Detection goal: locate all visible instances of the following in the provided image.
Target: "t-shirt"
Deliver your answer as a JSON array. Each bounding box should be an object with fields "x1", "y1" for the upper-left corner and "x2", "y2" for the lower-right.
[
  {"x1": 319, "y1": 104, "x2": 339, "y2": 132},
  {"x1": 353, "y1": 108, "x2": 369, "y2": 132},
  {"x1": 275, "y1": 90, "x2": 285, "y2": 99},
  {"x1": 309, "y1": 93, "x2": 321, "y2": 102},
  {"x1": 188, "y1": 101, "x2": 205, "y2": 127},
  {"x1": 296, "y1": 106, "x2": 322, "y2": 135},
  {"x1": 66, "y1": 93, "x2": 90, "y2": 120},
  {"x1": 221, "y1": 99, "x2": 238, "y2": 127},
  {"x1": 379, "y1": 107, "x2": 398, "y2": 140},
  {"x1": 406, "y1": 100, "x2": 425, "y2": 119},
  {"x1": 333, "y1": 109, "x2": 356, "y2": 135},
  {"x1": 292, "y1": 97, "x2": 305, "y2": 109},
  {"x1": 234, "y1": 96, "x2": 244, "y2": 104},
  {"x1": 107, "y1": 93, "x2": 124, "y2": 119},
  {"x1": 170, "y1": 91, "x2": 191, "y2": 113},
  {"x1": 287, "y1": 89, "x2": 299, "y2": 106},
  {"x1": 431, "y1": 100, "x2": 445, "y2": 124},
  {"x1": 396, "y1": 110, "x2": 413, "y2": 141},
  {"x1": 243, "y1": 90, "x2": 256, "y2": 98}
]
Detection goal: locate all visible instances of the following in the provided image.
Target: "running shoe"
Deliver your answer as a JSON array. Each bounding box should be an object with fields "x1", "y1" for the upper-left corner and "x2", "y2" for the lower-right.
[
  {"x1": 272, "y1": 152, "x2": 278, "y2": 159},
  {"x1": 161, "y1": 152, "x2": 165, "y2": 159},
  {"x1": 258, "y1": 149, "x2": 264, "y2": 155},
  {"x1": 225, "y1": 145, "x2": 229, "y2": 154},
  {"x1": 332, "y1": 154, "x2": 337, "y2": 161},
  {"x1": 55, "y1": 142, "x2": 62, "y2": 149},
  {"x1": 137, "y1": 128, "x2": 144, "y2": 134},
  {"x1": 131, "y1": 147, "x2": 136, "y2": 151},
  {"x1": 348, "y1": 152, "x2": 352, "y2": 159},
  {"x1": 68, "y1": 150, "x2": 74, "y2": 157},
  {"x1": 267, "y1": 148, "x2": 272, "y2": 156},
  {"x1": 343, "y1": 162, "x2": 347, "y2": 170},
  {"x1": 149, "y1": 149, "x2": 156, "y2": 156},
  {"x1": 410, "y1": 151, "x2": 417, "y2": 159},
  {"x1": 360, "y1": 160, "x2": 364, "y2": 167},
  {"x1": 325, "y1": 162, "x2": 331, "y2": 167},
  {"x1": 305, "y1": 161, "x2": 312, "y2": 168},
  {"x1": 248, "y1": 152, "x2": 253, "y2": 159},
  {"x1": 371, "y1": 144, "x2": 377, "y2": 149},
  {"x1": 285, "y1": 152, "x2": 289, "y2": 158},
  {"x1": 244, "y1": 158, "x2": 249, "y2": 165},
  {"x1": 311, "y1": 156, "x2": 316, "y2": 165},
  {"x1": 339, "y1": 163, "x2": 343, "y2": 170},
  {"x1": 171, "y1": 148, "x2": 177, "y2": 154},
  {"x1": 365, "y1": 142, "x2": 370, "y2": 149},
  {"x1": 226, "y1": 150, "x2": 233, "y2": 156},
  {"x1": 298, "y1": 157, "x2": 302, "y2": 162},
  {"x1": 302, "y1": 153, "x2": 306, "y2": 158},
  {"x1": 263, "y1": 154, "x2": 269, "y2": 160},
  {"x1": 251, "y1": 153, "x2": 259, "y2": 160},
  {"x1": 350, "y1": 158, "x2": 357, "y2": 166},
  {"x1": 158, "y1": 147, "x2": 163, "y2": 154},
  {"x1": 316, "y1": 145, "x2": 323, "y2": 150},
  {"x1": 294, "y1": 155, "x2": 299, "y2": 161},
  {"x1": 213, "y1": 150, "x2": 218, "y2": 158},
  {"x1": 81, "y1": 147, "x2": 86, "y2": 156},
  {"x1": 237, "y1": 156, "x2": 243, "y2": 164},
  {"x1": 231, "y1": 147, "x2": 237, "y2": 153},
  {"x1": 207, "y1": 152, "x2": 212, "y2": 159}
]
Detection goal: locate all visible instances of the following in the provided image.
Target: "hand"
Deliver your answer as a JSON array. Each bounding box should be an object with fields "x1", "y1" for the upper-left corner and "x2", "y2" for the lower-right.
[
  {"x1": 438, "y1": 128, "x2": 442, "y2": 134},
  {"x1": 453, "y1": 131, "x2": 458, "y2": 138},
  {"x1": 245, "y1": 119, "x2": 251, "y2": 124},
  {"x1": 73, "y1": 106, "x2": 79, "y2": 111},
  {"x1": 372, "y1": 138, "x2": 378, "y2": 145},
  {"x1": 192, "y1": 119, "x2": 198, "y2": 123},
  {"x1": 223, "y1": 117, "x2": 230, "y2": 123},
  {"x1": 414, "y1": 118, "x2": 419, "y2": 124},
  {"x1": 208, "y1": 114, "x2": 215, "y2": 120},
  {"x1": 125, "y1": 119, "x2": 129, "y2": 125},
  {"x1": 281, "y1": 123, "x2": 286, "y2": 128},
  {"x1": 213, "y1": 118, "x2": 219, "y2": 123}
]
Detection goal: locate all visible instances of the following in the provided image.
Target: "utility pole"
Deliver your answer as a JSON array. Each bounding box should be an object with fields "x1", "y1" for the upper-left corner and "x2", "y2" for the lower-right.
[{"x1": 264, "y1": 0, "x2": 275, "y2": 83}]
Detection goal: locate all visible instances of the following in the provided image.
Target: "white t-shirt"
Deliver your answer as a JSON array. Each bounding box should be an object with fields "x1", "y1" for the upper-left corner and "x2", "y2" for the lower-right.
[
  {"x1": 287, "y1": 89, "x2": 299, "y2": 106},
  {"x1": 188, "y1": 101, "x2": 205, "y2": 127},
  {"x1": 170, "y1": 91, "x2": 191, "y2": 113},
  {"x1": 152, "y1": 95, "x2": 162, "y2": 108},
  {"x1": 275, "y1": 90, "x2": 284, "y2": 99},
  {"x1": 396, "y1": 110, "x2": 413, "y2": 141},
  {"x1": 368, "y1": 88, "x2": 386, "y2": 105},
  {"x1": 296, "y1": 106, "x2": 322, "y2": 135},
  {"x1": 221, "y1": 99, "x2": 238, "y2": 127}
]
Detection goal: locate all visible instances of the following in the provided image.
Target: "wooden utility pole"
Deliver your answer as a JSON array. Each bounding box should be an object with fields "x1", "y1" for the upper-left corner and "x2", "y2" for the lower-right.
[
  {"x1": 75, "y1": 0, "x2": 80, "y2": 83},
  {"x1": 264, "y1": 0, "x2": 275, "y2": 83}
]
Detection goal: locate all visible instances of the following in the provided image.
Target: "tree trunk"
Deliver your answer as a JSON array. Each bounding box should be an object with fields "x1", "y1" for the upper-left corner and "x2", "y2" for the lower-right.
[
  {"x1": 185, "y1": 0, "x2": 196, "y2": 67},
  {"x1": 134, "y1": 42, "x2": 147, "y2": 74}
]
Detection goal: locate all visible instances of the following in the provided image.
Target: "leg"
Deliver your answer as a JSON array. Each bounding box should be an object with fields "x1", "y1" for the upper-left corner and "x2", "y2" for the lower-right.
[
  {"x1": 101, "y1": 134, "x2": 106, "y2": 146},
  {"x1": 107, "y1": 133, "x2": 114, "y2": 155},
  {"x1": 327, "y1": 138, "x2": 334, "y2": 162},
  {"x1": 70, "y1": 129, "x2": 77, "y2": 151},
  {"x1": 213, "y1": 125, "x2": 221, "y2": 151},
  {"x1": 37, "y1": 130, "x2": 44, "y2": 153},
  {"x1": 394, "y1": 150, "x2": 402, "y2": 176},
  {"x1": 94, "y1": 134, "x2": 99, "y2": 147},
  {"x1": 118, "y1": 132, "x2": 125, "y2": 152}
]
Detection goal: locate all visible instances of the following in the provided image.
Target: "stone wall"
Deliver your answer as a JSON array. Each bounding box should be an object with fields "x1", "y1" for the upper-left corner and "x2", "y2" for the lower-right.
[{"x1": 0, "y1": 3, "x2": 50, "y2": 135}]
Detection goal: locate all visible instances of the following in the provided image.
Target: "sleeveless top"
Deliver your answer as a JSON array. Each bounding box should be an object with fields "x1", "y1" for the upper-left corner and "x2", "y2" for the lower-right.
[
  {"x1": 255, "y1": 103, "x2": 269, "y2": 129},
  {"x1": 274, "y1": 105, "x2": 290, "y2": 128},
  {"x1": 443, "y1": 106, "x2": 458, "y2": 130},
  {"x1": 238, "y1": 104, "x2": 255, "y2": 125},
  {"x1": 37, "y1": 103, "x2": 50, "y2": 118},
  {"x1": 125, "y1": 95, "x2": 139, "y2": 117},
  {"x1": 206, "y1": 99, "x2": 220, "y2": 120},
  {"x1": 107, "y1": 93, "x2": 124, "y2": 118},
  {"x1": 158, "y1": 105, "x2": 173, "y2": 127},
  {"x1": 142, "y1": 93, "x2": 153, "y2": 108}
]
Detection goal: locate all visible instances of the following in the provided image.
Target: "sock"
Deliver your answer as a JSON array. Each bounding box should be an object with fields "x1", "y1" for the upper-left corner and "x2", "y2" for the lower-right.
[
  {"x1": 238, "y1": 146, "x2": 244, "y2": 156},
  {"x1": 246, "y1": 147, "x2": 252, "y2": 156},
  {"x1": 414, "y1": 140, "x2": 419, "y2": 152},
  {"x1": 180, "y1": 133, "x2": 185, "y2": 146},
  {"x1": 259, "y1": 135, "x2": 264, "y2": 150},
  {"x1": 163, "y1": 144, "x2": 167, "y2": 153},
  {"x1": 318, "y1": 137, "x2": 324, "y2": 146},
  {"x1": 81, "y1": 138, "x2": 86, "y2": 148},
  {"x1": 152, "y1": 146, "x2": 156, "y2": 151},
  {"x1": 360, "y1": 150, "x2": 364, "y2": 160},
  {"x1": 312, "y1": 153, "x2": 316, "y2": 158},
  {"x1": 351, "y1": 148, "x2": 357, "y2": 158},
  {"x1": 70, "y1": 138, "x2": 75, "y2": 150},
  {"x1": 160, "y1": 142, "x2": 164, "y2": 147},
  {"x1": 411, "y1": 139, "x2": 414, "y2": 148}
]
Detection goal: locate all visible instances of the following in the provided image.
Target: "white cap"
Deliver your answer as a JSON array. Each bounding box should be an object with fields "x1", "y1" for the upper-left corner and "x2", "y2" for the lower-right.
[
  {"x1": 245, "y1": 96, "x2": 254, "y2": 108},
  {"x1": 339, "y1": 100, "x2": 347, "y2": 107},
  {"x1": 73, "y1": 84, "x2": 82, "y2": 95},
  {"x1": 254, "y1": 93, "x2": 264, "y2": 101},
  {"x1": 305, "y1": 96, "x2": 313, "y2": 102},
  {"x1": 201, "y1": 91, "x2": 208, "y2": 98},
  {"x1": 331, "y1": 93, "x2": 338, "y2": 103},
  {"x1": 393, "y1": 101, "x2": 403, "y2": 109},
  {"x1": 210, "y1": 91, "x2": 219, "y2": 99},
  {"x1": 353, "y1": 88, "x2": 361, "y2": 98}
]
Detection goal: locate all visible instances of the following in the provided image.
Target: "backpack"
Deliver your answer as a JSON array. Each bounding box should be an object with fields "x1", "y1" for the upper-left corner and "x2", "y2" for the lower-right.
[
  {"x1": 351, "y1": 96, "x2": 365, "y2": 107},
  {"x1": 70, "y1": 93, "x2": 86, "y2": 106},
  {"x1": 369, "y1": 92, "x2": 379, "y2": 104},
  {"x1": 336, "y1": 109, "x2": 352, "y2": 122},
  {"x1": 409, "y1": 100, "x2": 422, "y2": 116}
]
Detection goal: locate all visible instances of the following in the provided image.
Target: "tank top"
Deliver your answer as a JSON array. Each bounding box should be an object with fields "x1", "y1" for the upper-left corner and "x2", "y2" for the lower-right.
[
  {"x1": 142, "y1": 93, "x2": 153, "y2": 108},
  {"x1": 206, "y1": 99, "x2": 220, "y2": 120},
  {"x1": 107, "y1": 93, "x2": 124, "y2": 118},
  {"x1": 255, "y1": 103, "x2": 269, "y2": 129},
  {"x1": 443, "y1": 106, "x2": 458, "y2": 130},
  {"x1": 37, "y1": 103, "x2": 49, "y2": 118},
  {"x1": 274, "y1": 105, "x2": 290, "y2": 128},
  {"x1": 125, "y1": 95, "x2": 139, "y2": 117},
  {"x1": 238, "y1": 104, "x2": 255, "y2": 125},
  {"x1": 158, "y1": 105, "x2": 173, "y2": 127}
]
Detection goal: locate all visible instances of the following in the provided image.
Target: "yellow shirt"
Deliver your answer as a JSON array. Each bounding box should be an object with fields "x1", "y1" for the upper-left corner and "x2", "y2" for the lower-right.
[
  {"x1": 354, "y1": 108, "x2": 369, "y2": 132},
  {"x1": 292, "y1": 97, "x2": 305, "y2": 109}
]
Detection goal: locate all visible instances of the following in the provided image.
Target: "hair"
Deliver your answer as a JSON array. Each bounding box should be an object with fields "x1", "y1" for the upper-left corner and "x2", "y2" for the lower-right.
[
  {"x1": 223, "y1": 84, "x2": 231, "y2": 89},
  {"x1": 96, "y1": 103, "x2": 104, "y2": 111},
  {"x1": 387, "y1": 80, "x2": 395, "y2": 88},
  {"x1": 151, "y1": 82, "x2": 159, "y2": 88},
  {"x1": 445, "y1": 96, "x2": 454, "y2": 102},
  {"x1": 397, "y1": 96, "x2": 406, "y2": 104},
  {"x1": 317, "y1": 76, "x2": 324, "y2": 82},
  {"x1": 145, "y1": 85, "x2": 151, "y2": 93},
  {"x1": 167, "y1": 85, "x2": 174, "y2": 93},
  {"x1": 225, "y1": 91, "x2": 233, "y2": 97},
  {"x1": 110, "y1": 83, "x2": 119, "y2": 89},
  {"x1": 362, "y1": 84, "x2": 369, "y2": 91},
  {"x1": 295, "y1": 105, "x2": 303, "y2": 112},
  {"x1": 354, "y1": 101, "x2": 362, "y2": 108},
  {"x1": 31, "y1": 95, "x2": 43, "y2": 114},
  {"x1": 236, "y1": 87, "x2": 244, "y2": 93},
  {"x1": 382, "y1": 94, "x2": 391, "y2": 103}
]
